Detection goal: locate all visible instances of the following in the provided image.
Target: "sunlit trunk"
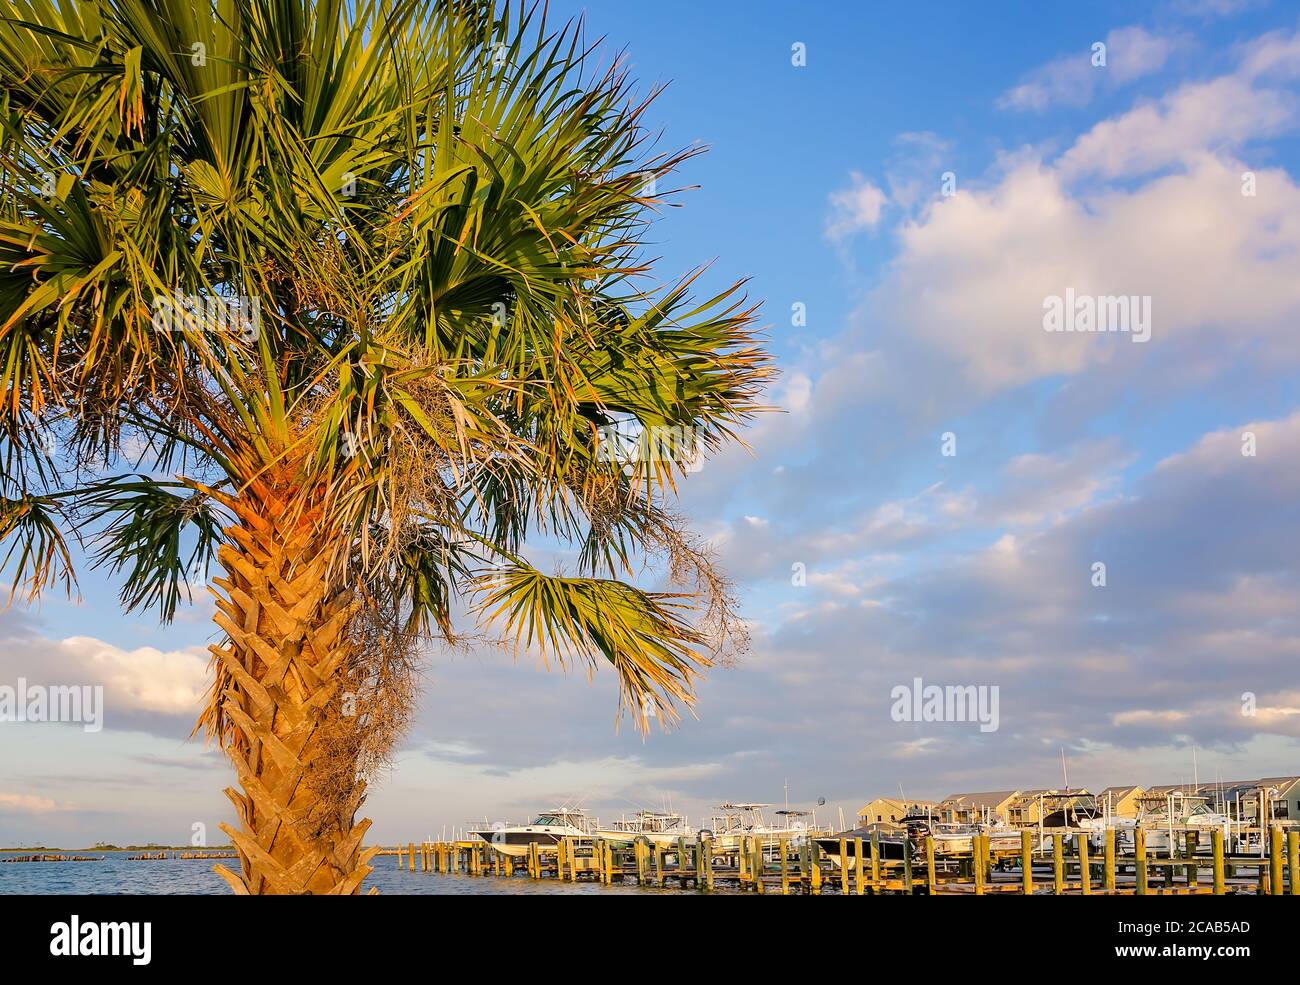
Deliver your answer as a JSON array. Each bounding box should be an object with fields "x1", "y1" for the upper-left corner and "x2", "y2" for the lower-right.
[{"x1": 203, "y1": 492, "x2": 375, "y2": 895}]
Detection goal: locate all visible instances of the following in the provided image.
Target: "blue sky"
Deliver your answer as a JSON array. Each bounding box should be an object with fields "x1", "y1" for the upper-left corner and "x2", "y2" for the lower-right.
[{"x1": 4, "y1": 0, "x2": 1300, "y2": 847}]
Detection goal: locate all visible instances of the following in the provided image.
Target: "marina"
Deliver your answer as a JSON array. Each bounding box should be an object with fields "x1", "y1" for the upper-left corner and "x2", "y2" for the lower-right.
[
  {"x1": 391, "y1": 824, "x2": 1300, "y2": 895},
  {"x1": 398, "y1": 779, "x2": 1300, "y2": 896}
]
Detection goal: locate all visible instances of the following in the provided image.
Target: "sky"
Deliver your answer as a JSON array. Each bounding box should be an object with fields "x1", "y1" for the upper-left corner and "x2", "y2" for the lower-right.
[{"x1": 3, "y1": 0, "x2": 1300, "y2": 847}]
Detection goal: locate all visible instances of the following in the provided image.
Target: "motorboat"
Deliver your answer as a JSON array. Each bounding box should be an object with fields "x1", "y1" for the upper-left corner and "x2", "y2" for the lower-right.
[
  {"x1": 596, "y1": 810, "x2": 694, "y2": 847},
  {"x1": 1139, "y1": 804, "x2": 1230, "y2": 855},
  {"x1": 816, "y1": 822, "x2": 910, "y2": 865},
  {"x1": 699, "y1": 803, "x2": 822, "y2": 852},
  {"x1": 474, "y1": 808, "x2": 596, "y2": 858}
]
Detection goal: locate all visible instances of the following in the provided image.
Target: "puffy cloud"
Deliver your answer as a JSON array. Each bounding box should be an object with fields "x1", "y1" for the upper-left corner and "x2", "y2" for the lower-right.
[
  {"x1": 875, "y1": 149, "x2": 1300, "y2": 392},
  {"x1": 0, "y1": 792, "x2": 75, "y2": 814},
  {"x1": 1058, "y1": 76, "x2": 1295, "y2": 179},
  {"x1": 0, "y1": 629, "x2": 208, "y2": 734},
  {"x1": 999, "y1": 27, "x2": 1184, "y2": 112},
  {"x1": 825, "y1": 172, "x2": 887, "y2": 240}
]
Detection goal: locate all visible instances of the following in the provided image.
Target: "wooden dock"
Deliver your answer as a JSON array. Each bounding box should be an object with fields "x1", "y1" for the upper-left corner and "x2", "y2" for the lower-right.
[{"x1": 392, "y1": 825, "x2": 1300, "y2": 895}]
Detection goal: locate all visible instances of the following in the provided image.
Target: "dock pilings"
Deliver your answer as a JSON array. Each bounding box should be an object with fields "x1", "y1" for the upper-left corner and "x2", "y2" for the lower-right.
[{"x1": 391, "y1": 822, "x2": 1297, "y2": 895}]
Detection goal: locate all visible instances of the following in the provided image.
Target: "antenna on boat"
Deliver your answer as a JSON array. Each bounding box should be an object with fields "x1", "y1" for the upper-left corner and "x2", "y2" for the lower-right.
[{"x1": 1060, "y1": 746, "x2": 1069, "y2": 792}]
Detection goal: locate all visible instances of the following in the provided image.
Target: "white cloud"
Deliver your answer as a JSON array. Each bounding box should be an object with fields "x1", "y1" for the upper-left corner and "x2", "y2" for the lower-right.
[
  {"x1": 1059, "y1": 75, "x2": 1295, "y2": 179},
  {"x1": 826, "y1": 172, "x2": 887, "y2": 240},
  {"x1": 0, "y1": 792, "x2": 75, "y2": 813},
  {"x1": 0, "y1": 633, "x2": 209, "y2": 725},
  {"x1": 874, "y1": 147, "x2": 1300, "y2": 390},
  {"x1": 1000, "y1": 27, "x2": 1183, "y2": 112}
]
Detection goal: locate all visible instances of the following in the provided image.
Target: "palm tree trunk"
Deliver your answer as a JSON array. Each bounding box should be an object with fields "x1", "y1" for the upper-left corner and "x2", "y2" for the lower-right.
[{"x1": 203, "y1": 496, "x2": 377, "y2": 895}]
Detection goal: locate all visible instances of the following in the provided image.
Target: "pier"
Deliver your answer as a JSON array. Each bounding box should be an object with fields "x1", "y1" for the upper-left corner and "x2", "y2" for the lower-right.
[{"x1": 392, "y1": 825, "x2": 1299, "y2": 895}]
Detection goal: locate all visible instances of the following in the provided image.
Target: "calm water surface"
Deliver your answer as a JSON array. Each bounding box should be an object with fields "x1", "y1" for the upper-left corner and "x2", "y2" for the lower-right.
[{"x1": 0, "y1": 851, "x2": 701, "y2": 895}]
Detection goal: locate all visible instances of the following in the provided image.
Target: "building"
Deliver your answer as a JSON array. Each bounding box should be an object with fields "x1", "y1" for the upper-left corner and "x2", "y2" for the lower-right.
[
  {"x1": 939, "y1": 791, "x2": 1020, "y2": 825},
  {"x1": 1212, "y1": 777, "x2": 1300, "y2": 821},
  {"x1": 1257, "y1": 777, "x2": 1300, "y2": 823},
  {"x1": 1007, "y1": 790, "x2": 1054, "y2": 826},
  {"x1": 1093, "y1": 785, "x2": 1144, "y2": 818},
  {"x1": 856, "y1": 798, "x2": 940, "y2": 824}
]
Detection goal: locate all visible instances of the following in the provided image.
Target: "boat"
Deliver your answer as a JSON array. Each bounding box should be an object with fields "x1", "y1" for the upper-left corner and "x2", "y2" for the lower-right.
[
  {"x1": 816, "y1": 822, "x2": 910, "y2": 865},
  {"x1": 474, "y1": 808, "x2": 596, "y2": 858},
  {"x1": 595, "y1": 810, "x2": 693, "y2": 847},
  {"x1": 1138, "y1": 803, "x2": 1230, "y2": 855},
  {"x1": 1081, "y1": 815, "x2": 1137, "y2": 853},
  {"x1": 700, "y1": 803, "x2": 823, "y2": 852}
]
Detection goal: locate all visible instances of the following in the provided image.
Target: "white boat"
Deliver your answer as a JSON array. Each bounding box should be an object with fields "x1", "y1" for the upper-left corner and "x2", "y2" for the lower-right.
[
  {"x1": 927, "y1": 822, "x2": 976, "y2": 855},
  {"x1": 1140, "y1": 804, "x2": 1229, "y2": 855},
  {"x1": 699, "y1": 803, "x2": 823, "y2": 853},
  {"x1": 596, "y1": 810, "x2": 693, "y2": 847},
  {"x1": 475, "y1": 808, "x2": 596, "y2": 858},
  {"x1": 1081, "y1": 815, "x2": 1137, "y2": 853}
]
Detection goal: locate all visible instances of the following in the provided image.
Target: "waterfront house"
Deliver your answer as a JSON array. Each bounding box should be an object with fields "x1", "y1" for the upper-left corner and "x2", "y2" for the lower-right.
[
  {"x1": 1211, "y1": 777, "x2": 1300, "y2": 822},
  {"x1": 939, "y1": 791, "x2": 1020, "y2": 825},
  {"x1": 1257, "y1": 776, "x2": 1300, "y2": 822},
  {"x1": 857, "y1": 798, "x2": 940, "y2": 824},
  {"x1": 1007, "y1": 790, "x2": 1054, "y2": 826},
  {"x1": 1093, "y1": 785, "x2": 1144, "y2": 818}
]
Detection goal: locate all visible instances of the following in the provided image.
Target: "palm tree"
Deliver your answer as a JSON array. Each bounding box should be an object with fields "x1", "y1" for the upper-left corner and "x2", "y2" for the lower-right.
[{"x1": 0, "y1": 0, "x2": 767, "y2": 893}]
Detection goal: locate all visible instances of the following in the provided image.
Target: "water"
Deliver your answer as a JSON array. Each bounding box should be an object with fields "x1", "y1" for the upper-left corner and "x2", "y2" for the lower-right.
[{"x1": 0, "y1": 851, "x2": 695, "y2": 894}]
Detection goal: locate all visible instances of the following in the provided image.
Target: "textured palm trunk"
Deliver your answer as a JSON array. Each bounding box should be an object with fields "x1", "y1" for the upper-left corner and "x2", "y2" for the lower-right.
[{"x1": 203, "y1": 492, "x2": 377, "y2": 895}]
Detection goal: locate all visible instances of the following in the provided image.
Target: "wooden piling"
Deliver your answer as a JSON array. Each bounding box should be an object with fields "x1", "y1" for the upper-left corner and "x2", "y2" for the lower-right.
[
  {"x1": 1270, "y1": 825, "x2": 1283, "y2": 896},
  {"x1": 1021, "y1": 829, "x2": 1033, "y2": 895},
  {"x1": 1135, "y1": 827, "x2": 1148, "y2": 895},
  {"x1": 839, "y1": 838, "x2": 849, "y2": 895},
  {"x1": 1288, "y1": 830, "x2": 1299, "y2": 896},
  {"x1": 810, "y1": 839, "x2": 823, "y2": 895},
  {"x1": 779, "y1": 837, "x2": 789, "y2": 895},
  {"x1": 855, "y1": 837, "x2": 866, "y2": 896},
  {"x1": 902, "y1": 836, "x2": 913, "y2": 894},
  {"x1": 869, "y1": 830, "x2": 881, "y2": 890},
  {"x1": 1212, "y1": 828, "x2": 1225, "y2": 895},
  {"x1": 1077, "y1": 832, "x2": 1090, "y2": 895},
  {"x1": 1103, "y1": 828, "x2": 1115, "y2": 893},
  {"x1": 925, "y1": 836, "x2": 937, "y2": 894},
  {"x1": 1052, "y1": 833, "x2": 1064, "y2": 895}
]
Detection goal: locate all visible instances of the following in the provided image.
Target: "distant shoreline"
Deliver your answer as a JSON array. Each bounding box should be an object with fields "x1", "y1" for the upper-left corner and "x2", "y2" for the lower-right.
[{"x1": 0, "y1": 845, "x2": 235, "y2": 853}]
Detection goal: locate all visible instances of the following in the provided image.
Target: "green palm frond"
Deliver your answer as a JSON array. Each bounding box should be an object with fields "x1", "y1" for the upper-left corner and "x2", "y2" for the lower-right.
[
  {"x1": 475, "y1": 563, "x2": 709, "y2": 729},
  {"x1": 0, "y1": 491, "x2": 77, "y2": 602},
  {"x1": 83, "y1": 477, "x2": 226, "y2": 619}
]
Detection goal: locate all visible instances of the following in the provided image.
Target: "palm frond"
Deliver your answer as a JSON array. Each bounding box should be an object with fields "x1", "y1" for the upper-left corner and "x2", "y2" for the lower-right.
[
  {"x1": 475, "y1": 563, "x2": 710, "y2": 730},
  {"x1": 83, "y1": 476, "x2": 226, "y2": 620}
]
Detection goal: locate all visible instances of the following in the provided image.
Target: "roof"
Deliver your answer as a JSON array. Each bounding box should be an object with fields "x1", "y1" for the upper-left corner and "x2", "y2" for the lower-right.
[
  {"x1": 1096, "y1": 785, "x2": 1142, "y2": 799},
  {"x1": 1257, "y1": 776, "x2": 1300, "y2": 789},
  {"x1": 941, "y1": 790, "x2": 1020, "y2": 809}
]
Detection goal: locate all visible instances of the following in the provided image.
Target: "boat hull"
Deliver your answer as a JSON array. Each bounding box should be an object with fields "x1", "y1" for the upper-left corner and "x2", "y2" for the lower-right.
[{"x1": 475, "y1": 830, "x2": 572, "y2": 858}]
